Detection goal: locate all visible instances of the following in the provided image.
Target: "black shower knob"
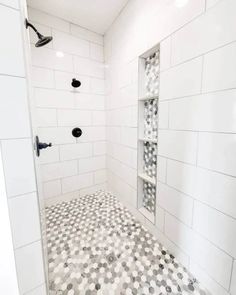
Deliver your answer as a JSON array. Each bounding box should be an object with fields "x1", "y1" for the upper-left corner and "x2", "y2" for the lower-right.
[
  {"x1": 72, "y1": 127, "x2": 82, "y2": 138},
  {"x1": 71, "y1": 78, "x2": 81, "y2": 88}
]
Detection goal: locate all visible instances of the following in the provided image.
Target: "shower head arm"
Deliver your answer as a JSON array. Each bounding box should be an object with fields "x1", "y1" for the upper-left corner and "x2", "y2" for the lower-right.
[{"x1": 25, "y1": 19, "x2": 43, "y2": 39}]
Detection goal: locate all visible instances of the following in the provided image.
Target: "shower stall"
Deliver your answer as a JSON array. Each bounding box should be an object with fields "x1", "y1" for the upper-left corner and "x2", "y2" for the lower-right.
[{"x1": 1, "y1": 0, "x2": 236, "y2": 294}]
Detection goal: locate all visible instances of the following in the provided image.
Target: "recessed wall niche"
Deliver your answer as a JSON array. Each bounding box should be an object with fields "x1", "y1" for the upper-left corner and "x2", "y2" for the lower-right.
[{"x1": 137, "y1": 46, "x2": 160, "y2": 224}]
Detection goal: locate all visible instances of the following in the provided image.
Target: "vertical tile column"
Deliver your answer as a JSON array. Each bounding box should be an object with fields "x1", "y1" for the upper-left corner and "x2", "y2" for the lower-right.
[
  {"x1": 137, "y1": 49, "x2": 160, "y2": 224},
  {"x1": 0, "y1": 1, "x2": 46, "y2": 294}
]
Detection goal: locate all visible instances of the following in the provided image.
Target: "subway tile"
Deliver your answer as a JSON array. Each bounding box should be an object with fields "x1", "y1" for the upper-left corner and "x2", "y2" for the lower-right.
[
  {"x1": 159, "y1": 101, "x2": 169, "y2": 129},
  {"x1": 195, "y1": 168, "x2": 236, "y2": 219},
  {"x1": 0, "y1": 6, "x2": 25, "y2": 76},
  {"x1": 57, "y1": 110, "x2": 92, "y2": 126},
  {"x1": 32, "y1": 67, "x2": 54, "y2": 89},
  {"x1": 153, "y1": 228, "x2": 189, "y2": 267},
  {"x1": 8, "y1": 193, "x2": 41, "y2": 249},
  {"x1": 36, "y1": 108, "x2": 57, "y2": 127},
  {"x1": 62, "y1": 173, "x2": 93, "y2": 194},
  {"x1": 80, "y1": 183, "x2": 107, "y2": 196},
  {"x1": 94, "y1": 169, "x2": 107, "y2": 184},
  {"x1": 190, "y1": 261, "x2": 231, "y2": 295},
  {"x1": 120, "y1": 83, "x2": 138, "y2": 107},
  {"x1": 172, "y1": 0, "x2": 236, "y2": 64},
  {"x1": 167, "y1": 159, "x2": 196, "y2": 197},
  {"x1": 0, "y1": 76, "x2": 31, "y2": 139},
  {"x1": 79, "y1": 156, "x2": 106, "y2": 173},
  {"x1": 55, "y1": 71, "x2": 90, "y2": 92},
  {"x1": 38, "y1": 127, "x2": 75, "y2": 145},
  {"x1": 1, "y1": 139, "x2": 36, "y2": 197},
  {"x1": 118, "y1": 59, "x2": 138, "y2": 89},
  {"x1": 43, "y1": 179, "x2": 61, "y2": 199},
  {"x1": 155, "y1": 206, "x2": 165, "y2": 232},
  {"x1": 206, "y1": 0, "x2": 221, "y2": 10},
  {"x1": 73, "y1": 56, "x2": 91, "y2": 76},
  {"x1": 107, "y1": 127, "x2": 121, "y2": 144},
  {"x1": 109, "y1": 143, "x2": 137, "y2": 169},
  {"x1": 198, "y1": 133, "x2": 236, "y2": 176},
  {"x1": 31, "y1": 46, "x2": 73, "y2": 72},
  {"x1": 93, "y1": 141, "x2": 106, "y2": 156},
  {"x1": 28, "y1": 7, "x2": 70, "y2": 33},
  {"x1": 165, "y1": 213, "x2": 233, "y2": 288},
  {"x1": 160, "y1": 37, "x2": 171, "y2": 71},
  {"x1": 157, "y1": 182, "x2": 193, "y2": 226},
  {"x1": 231, "y1": 260, "x2": 236, "y2": 295},
  {"x1": 169, "y1": 90, "x2": 236, "y2": 133},
  {"x1": 35, "y1": 89, "x2": 74, "y2": 109},
  {"x1": 159, "y1": 130, "x2": 198, "y2": 164},
  {"x1": 108, "y1": 171, "x2": 137, "y2": 208},
  {"x1": 122, "y1": 106, "x2": 137, "y2": 127},
  {"x1": 75, "y1": 93, "x2": 105, "y2": 110},
  {"x1": 15, "y1": 241, "x2": 45, "y2": 294},
  {"x1": 78, "y1": 126, "x2": 106, "y2": 142},
  {"x1": 39, "y1": 146, "x2": 60, "y2": 165},
  {"x1": 193, "y1": 201, "x2": 236, "y2": 258},
  {"x1": 202, "y1": 42, "x2": 236, "y2": 93},
  {"x1": 70, "y1": 24, "x2": 103, "y2": 45},
  {"x1": 90, "y1": 78, "x2": 105, "y2": 94},
  {"x1": 0, "y1": 0, "x2": 19, "y2": 8},
  {"x1": 90, "y1": 43, "x2": 104, "y2": 62},
  {"x1": 53, "y1": 30, "x2": 89, "y2": 57},
  {"x1": 60, "y1": 143, "x2": 93, "y2": 161},
  {"x1": 92, "y1": 111, "x2": 106, "y2": 125},
  {"x1": 74, "y1": 56, "x2": 105, "y2": 79},
  {"x1": 120, "y1": 127, "x2": 137, "y2": 148},
  {"x1": 159, "y1": 57, "x2": 202, "y2": 100},
  {"x1": 24, "y1": 284, "x2": 47, "y2": 295},
  {"x1": 120, "y1": 164, "x2": 137, "y2": 188},
  {"x1": 42, "y1": 160, "x2": 77, "y2": 181},
  {"x1": 157, "y1": 156, "x2": 167, "y2": 183}
]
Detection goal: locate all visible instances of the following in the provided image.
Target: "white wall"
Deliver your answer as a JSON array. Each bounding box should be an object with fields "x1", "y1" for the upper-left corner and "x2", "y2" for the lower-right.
[
  {"x1": 0, "y1": 0, "x2": 46, "y2": 294},
  {"x1": 28, "y1": 8, "x2": 107, "y2": 203},
  {"x1": 105, "y1": 0, "x2": 236, "y2": 294}
]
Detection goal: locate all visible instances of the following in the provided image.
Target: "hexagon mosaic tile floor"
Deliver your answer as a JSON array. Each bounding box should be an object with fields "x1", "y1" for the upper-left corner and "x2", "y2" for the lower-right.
[{"x1": 46, "y1": 191, "x2": 208, "y2": 295}]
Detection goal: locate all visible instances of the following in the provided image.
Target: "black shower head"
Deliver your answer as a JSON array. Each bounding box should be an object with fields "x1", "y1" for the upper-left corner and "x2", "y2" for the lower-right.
[
  {"x1": 35, "y1": 33, "x2": 53, "y2": 47},
  {"x1": 25, "y1": 19, "x2": 53, "y2": 48}
]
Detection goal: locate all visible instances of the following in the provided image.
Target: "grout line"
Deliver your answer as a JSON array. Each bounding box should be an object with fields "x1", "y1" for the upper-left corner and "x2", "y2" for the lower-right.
[
  {"x1": 159, "y1": 178, "x2": 236, "y2": 223},
  {"x1": 0, "y1": 72, "x2": 26, "y2": 79},
  {"x1": 0, "y1": 2, "x2": 19, "y2": 11},
  {"x1": 228, "y1": 259, "x2": 235, "y2": 292},
  {"x1": 23, "y1": 282, "x2": 46, "y2": 295},
  {"x1": 14, "y1": 238, "x2": 41, "y2": 251},
  {"x1": 164, "y1": 209, "x2": 235, "y2": 262},
  {"x1": 158, "y1": 127, "x2": 236, "y2": 135}
]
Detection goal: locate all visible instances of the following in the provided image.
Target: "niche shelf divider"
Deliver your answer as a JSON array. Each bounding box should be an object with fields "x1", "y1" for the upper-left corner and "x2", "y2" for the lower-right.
[{"x1": 137, "y1": 45, "x2": 160, "y2": 224}]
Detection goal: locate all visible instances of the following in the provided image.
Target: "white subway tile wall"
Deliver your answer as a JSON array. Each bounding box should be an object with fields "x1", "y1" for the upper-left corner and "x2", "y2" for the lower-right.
[
  {"x1": 105, "y1": 0, "x2": 236, "y2": 294},
  {"x1": 28, "y1": 7, "x2": 107, "y2": 201},
  {"x1": 0, "y1": 1, "x2": 46, "y2": 294}
]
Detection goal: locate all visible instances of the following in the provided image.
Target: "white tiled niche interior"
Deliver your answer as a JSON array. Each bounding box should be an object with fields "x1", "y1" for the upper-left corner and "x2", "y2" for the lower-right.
[{"x1": 28, "y1": 7, "x2": 107, "y2": 204}]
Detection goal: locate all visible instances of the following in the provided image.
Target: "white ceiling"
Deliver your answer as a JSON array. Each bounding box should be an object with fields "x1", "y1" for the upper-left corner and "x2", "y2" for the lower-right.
[{"x1": 27, "y1": 0, "x2": 129, "y2": 34}]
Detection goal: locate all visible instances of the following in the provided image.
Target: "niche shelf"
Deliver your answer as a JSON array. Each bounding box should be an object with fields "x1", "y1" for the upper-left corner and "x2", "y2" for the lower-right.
[{"x1": 137, "y1": 46, "x2": 160, "y2": 224}]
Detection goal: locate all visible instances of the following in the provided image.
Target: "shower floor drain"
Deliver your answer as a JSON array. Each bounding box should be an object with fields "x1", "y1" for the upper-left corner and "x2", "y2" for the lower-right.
[{"x1": 46, "y1": 191, "x2": 208, "y2": 295}]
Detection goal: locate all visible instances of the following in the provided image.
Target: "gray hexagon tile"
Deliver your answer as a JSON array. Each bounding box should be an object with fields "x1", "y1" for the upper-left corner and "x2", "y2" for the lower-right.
[
  {"x1": 145, "y1": 51, "x2": 159, "y2": 98},
  {"x1": 46, "y1": 191, "x2": 208, "y2": 295}
]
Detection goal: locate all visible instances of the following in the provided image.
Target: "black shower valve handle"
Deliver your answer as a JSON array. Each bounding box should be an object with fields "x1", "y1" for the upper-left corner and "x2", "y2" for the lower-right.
[{"x1": 38, "y1": 142, "x2": 52, "y2": 150}]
